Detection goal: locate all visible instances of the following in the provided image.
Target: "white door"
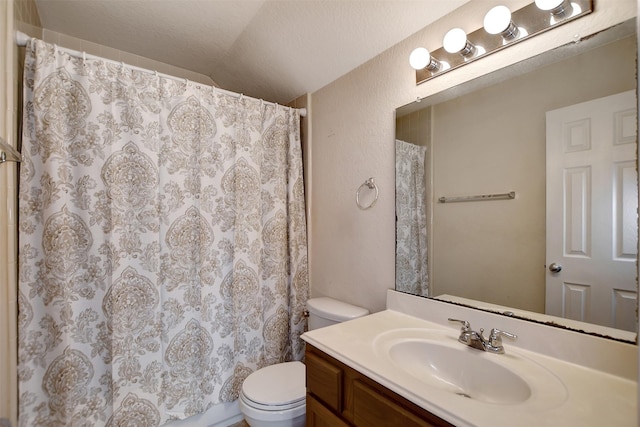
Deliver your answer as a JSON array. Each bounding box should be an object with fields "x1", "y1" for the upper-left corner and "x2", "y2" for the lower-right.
[{"x1": 546, "y1": 90, "x2": 637, "y2": 331}]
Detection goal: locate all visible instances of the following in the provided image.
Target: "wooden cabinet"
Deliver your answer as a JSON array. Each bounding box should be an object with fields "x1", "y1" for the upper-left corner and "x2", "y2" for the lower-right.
[
  {"x1": 305, "y1": 344, "x2": 454, "y2": 427},
  {"x1": 307, "y1": 394, "x2": 350, "y2": 427}
]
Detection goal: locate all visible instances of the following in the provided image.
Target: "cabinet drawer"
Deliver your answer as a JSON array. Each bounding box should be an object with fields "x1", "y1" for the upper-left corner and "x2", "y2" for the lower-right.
[
  {"x1": 352, "y1": 380, "x2": 440, "y2": 427},
  {"x1": 306, "y1": 350, "x2": 343, "y2": 412},
  {"x1": 306, "y1": 394, "x2": 351, "y2": 427}
]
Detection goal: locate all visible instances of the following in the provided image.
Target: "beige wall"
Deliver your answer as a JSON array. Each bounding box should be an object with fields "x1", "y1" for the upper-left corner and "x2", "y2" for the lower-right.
[
  {"x1": 39, "y1": 30, "x2": 215, "y2": 86},
  {"x1": 0, "y1": 3, "x2": 16, "y2": 423},
  {"x1": 309, "y1": 0, "x2": 637, "y2": 313},
  {"x1": 396, "y1": 108, "x2": 430, "y2": 147},
  {"x1": 1, "y1": 2, "x2": 41, "y2": 424}
]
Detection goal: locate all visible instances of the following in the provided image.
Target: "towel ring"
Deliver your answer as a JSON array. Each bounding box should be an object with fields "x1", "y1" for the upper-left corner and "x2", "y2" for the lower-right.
[{"x1": 356, "y1": 177, "x2": 378, "y2": 210}]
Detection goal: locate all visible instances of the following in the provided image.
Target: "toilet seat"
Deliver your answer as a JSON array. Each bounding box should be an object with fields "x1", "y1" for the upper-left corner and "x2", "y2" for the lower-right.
[{"x1": 241, "y1": 361, "x2": 306, "y2": 411}]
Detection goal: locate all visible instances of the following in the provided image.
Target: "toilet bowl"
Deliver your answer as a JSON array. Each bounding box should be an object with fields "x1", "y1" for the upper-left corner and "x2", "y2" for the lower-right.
[
  {"x1": 239, "y1": 297, "x2": 369, "y2": 427},
  {"x1": 239, "y1": 362, "x2": 306, "y2": 427}
]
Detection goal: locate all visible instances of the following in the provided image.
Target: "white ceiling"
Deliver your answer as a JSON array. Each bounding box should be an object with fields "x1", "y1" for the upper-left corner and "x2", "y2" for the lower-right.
[{"x1": 34, "y1": 0, "x2": 469, "y2": 104}]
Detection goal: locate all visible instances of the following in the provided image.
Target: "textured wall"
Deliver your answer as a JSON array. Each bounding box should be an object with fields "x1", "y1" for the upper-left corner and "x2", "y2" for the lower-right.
[
  {"x1": 2, "y1": 2, "x2": 40, "y2": 424},
  {"x1": 41, "y1": 29, "x2": 215, "y2": 86},
  {"x1": 14, "y1": 0, "x2": 40, "y2": 27},
  {"x1": 309, "y1": 0, "x2": 637, "y2": 313}
]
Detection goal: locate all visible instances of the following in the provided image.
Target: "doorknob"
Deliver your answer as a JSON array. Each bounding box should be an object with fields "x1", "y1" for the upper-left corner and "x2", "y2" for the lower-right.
[{"x1": 548, "y1": 263, "x2": 562, "y2": 273}]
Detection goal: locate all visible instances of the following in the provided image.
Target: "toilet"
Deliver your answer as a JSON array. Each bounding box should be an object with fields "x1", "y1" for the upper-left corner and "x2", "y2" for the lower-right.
[{"x1": 239, "y1": 297, "x2": 369, "y2": 427}]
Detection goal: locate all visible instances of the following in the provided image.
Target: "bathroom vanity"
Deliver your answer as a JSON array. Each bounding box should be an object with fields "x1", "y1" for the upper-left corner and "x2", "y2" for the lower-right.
[
  {"x1": 301, "y1": 290, "x2": 638, "y2": 426},
  {"x1": 306, "y1": 344, "x2": 452, "y2": 427}
]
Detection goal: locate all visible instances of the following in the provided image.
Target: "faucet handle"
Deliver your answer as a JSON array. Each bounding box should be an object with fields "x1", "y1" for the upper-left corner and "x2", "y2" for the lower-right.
[
  {"x1": 489, "y1": 328, "x2": 517, "y2": 346},
  {"x1": 448, "y1": 318, "x2": 471, "y2": 331}
]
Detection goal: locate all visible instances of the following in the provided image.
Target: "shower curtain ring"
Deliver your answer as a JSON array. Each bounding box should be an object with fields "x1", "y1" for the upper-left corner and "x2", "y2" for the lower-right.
[{"x1": 356, "y1": 177, "x2": 378, "y2": 210}]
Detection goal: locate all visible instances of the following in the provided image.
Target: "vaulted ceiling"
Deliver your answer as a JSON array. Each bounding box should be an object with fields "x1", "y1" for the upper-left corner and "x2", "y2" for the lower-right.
[{"x1": 34, "y1": 0, "x2": 469, "y2": 103}]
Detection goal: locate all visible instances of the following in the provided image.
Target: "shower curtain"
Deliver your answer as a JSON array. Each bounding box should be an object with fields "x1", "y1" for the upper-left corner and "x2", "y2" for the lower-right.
[
  {"x1": 18, "y1": 39, "x2": 308, "y2": 426},
  {"x1": 395, "y1": 139, "x2": 428, "y2": 296}
]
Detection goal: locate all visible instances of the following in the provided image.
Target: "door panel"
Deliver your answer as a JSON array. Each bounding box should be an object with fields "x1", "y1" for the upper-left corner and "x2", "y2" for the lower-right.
[{"x1": 546, "y1": 91, "x2": 637, "y2": 330}]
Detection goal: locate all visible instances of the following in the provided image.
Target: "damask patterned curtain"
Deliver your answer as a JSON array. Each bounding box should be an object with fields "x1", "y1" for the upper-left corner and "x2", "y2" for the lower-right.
[
  {"x1": 18, "y1": 39, "x2": 308, "y2": 426},
  {"x1": 395, "y1": 139, "x2": 428, "y2": 296}
]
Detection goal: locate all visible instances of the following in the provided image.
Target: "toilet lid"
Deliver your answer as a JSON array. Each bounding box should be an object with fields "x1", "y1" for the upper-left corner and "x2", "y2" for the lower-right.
[{"x1": 242, "y1": 361, "x2": 306, "y2": 407}]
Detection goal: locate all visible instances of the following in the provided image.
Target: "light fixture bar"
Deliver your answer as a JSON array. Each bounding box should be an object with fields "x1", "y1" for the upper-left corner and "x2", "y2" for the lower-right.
[{"x1": 415, "y1": 0, "x2": 592, "y2": 85}]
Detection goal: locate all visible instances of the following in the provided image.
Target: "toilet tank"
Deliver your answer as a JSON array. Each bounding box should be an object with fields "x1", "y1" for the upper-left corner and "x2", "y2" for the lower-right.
[{"x1": 306, "y1": 297, "x2": 369, "y2": 330}]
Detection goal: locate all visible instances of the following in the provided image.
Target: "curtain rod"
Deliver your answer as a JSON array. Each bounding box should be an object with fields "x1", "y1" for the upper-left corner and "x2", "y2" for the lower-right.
[{"x1": 14, "y1": 31, "x2": 307, "y2": 118}]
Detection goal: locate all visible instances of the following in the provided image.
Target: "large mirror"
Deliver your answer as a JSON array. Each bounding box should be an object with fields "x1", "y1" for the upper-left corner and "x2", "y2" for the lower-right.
[{"x1": 395, "y1": 19, "x2": 638, "y2": 343}]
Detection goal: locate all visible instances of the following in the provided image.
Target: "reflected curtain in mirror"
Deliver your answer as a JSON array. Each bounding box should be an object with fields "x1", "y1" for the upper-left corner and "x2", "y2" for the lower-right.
[{"x1": 395, "y1": 140, "x2": 428, "y2": 296}]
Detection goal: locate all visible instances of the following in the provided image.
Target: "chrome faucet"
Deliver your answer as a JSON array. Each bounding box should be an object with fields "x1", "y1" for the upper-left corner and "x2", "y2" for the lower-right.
[{"x1": 448, "y1": 318, "x2": 517, "y2": 354}]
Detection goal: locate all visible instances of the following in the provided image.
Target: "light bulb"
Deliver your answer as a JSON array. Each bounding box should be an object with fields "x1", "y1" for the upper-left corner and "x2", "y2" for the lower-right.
[
  {"x1": 443, "y1": 28, "x2": 466, "y2": 53},
  {"x1": 409, "y1": 47, "x2": 440, "y2": 71},
  {"x1": 483, "y1": 5, "x2": 519, "y2": 40},
  {"x1": 409, "y1": 47, "x2": 430, "y2": 70},
  {"x1": 443, "y1": 28, "x2": 476, "y2": 57},
  {"x1": 535, "y1": 0, "x2": 564, "y2": 10},
  {"x1": 535, "y1": 0, "x2": 573, "y2": 17},
  {"x1": 483, "y1": 5, "x2": 511, "y2": 34}
]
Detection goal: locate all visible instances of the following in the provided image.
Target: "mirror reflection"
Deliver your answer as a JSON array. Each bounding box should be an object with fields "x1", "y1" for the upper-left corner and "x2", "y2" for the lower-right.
[{"x1": 395, "y1": 20, "x2": 637, "y2": 341}]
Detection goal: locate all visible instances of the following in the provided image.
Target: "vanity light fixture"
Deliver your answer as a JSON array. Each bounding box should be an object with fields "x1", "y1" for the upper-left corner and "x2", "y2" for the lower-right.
[
  {"x1": 443, "y1": 28, "x2": 476, "y2": 58},
  {"x1": 411, "y1": 0, "x2": 592, "y2": 85},
  {"x1": 409, "y1": 47, "x2": 441, "y2": 71},
  {"x1": 483, "y1": 5, "x2": 519, "y2": 41}
]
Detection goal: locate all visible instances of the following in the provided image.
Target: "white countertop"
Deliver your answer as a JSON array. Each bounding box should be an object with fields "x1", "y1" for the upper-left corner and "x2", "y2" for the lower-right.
[{"x1": 301, "y1": 309, "x2": 638, "y2": 427}]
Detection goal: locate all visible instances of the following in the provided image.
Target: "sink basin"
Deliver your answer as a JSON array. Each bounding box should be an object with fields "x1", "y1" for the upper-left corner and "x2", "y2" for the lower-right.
[
  {"x1": 373, "y1": 328, "x2": 567, "y2": 410},
  {"x1": 387, "y1": 339, "x2": 530, "y2": 404}
]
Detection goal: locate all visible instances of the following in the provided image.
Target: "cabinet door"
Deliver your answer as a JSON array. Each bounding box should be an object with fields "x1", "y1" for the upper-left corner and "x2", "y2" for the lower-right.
[
  {"x1": 352, "y1": 380, "x2": 440, "y2": 427},
  {"x1": 306, "y1": 394, "x2": 351, "y2": 427},
  {"x1": 306, "y1": 351, "x2": 343, "y2": 412}
]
